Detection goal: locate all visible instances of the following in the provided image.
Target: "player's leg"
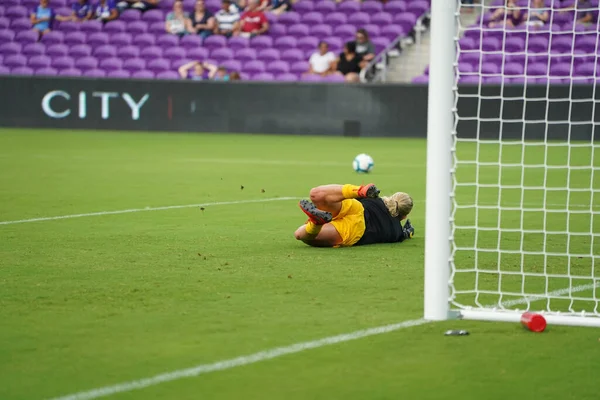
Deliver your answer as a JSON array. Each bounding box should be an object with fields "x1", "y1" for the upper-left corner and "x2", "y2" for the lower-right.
[
  {"x1": 294, "y1": 223, "x2": 342, "y2": 247},
  {"x1": 309, "y1": 183, "x2": 380, "y2": 215}
]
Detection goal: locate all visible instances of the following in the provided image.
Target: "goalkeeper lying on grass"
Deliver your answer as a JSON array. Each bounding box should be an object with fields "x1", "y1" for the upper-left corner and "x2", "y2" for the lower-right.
[{"x1": 294, "y1": 184, "x2": 414, "y2": 247}]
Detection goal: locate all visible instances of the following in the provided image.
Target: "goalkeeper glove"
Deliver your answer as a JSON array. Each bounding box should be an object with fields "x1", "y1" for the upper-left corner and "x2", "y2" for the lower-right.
[{"x1": 402, "y1": 219, "x2": 414, "y2": 240}]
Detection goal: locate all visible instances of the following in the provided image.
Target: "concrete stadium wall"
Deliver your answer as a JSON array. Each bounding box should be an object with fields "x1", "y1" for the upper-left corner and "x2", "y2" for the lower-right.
[{"x1": 0, "y1": 76, "x2": 598, "y2": 139}]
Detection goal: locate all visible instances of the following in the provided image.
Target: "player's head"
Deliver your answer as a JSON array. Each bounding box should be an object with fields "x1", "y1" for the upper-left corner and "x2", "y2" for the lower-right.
[{"x1": 382, "y1": 192, "x2": 413, "y2": 220}]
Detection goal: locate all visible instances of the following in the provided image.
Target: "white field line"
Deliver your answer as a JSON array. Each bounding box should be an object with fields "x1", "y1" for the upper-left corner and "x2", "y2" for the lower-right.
[
  {"x1": 48, "y1": 319, "x2": 430, "y2": 400},
  {"x1": 48, "y1": 282, "x2": 599, "y2": 400},
  {"x1": 499, "y1": 282, "x2": 599, "y2": 308},
  {"x1": 0, "y1": 197, "x2": 301, "y2": 226}
]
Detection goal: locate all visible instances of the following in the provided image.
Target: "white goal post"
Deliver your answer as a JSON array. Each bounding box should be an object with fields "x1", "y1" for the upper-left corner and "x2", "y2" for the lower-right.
[{"x1": 424, "y1": 0, "x2": 600, "y2": 327}]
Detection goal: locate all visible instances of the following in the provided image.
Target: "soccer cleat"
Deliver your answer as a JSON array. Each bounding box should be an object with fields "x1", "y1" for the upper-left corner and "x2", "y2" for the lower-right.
[
  {"x1": 299, "y1": 200, "x2": 332, "y2": 225},
  {"x1": 402, "y1": 219, "x2": 414, "y2": 239},
  {"x1": 357, "y1": 183, "x2": 380, "y2": 199}
]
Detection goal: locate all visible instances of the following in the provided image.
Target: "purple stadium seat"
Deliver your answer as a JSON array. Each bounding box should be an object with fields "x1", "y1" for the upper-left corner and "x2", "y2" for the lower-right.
[
  {"x1": 244, "y1": 60, "x2": 265, "y2": 74},
  {"x1": 56, "y1": 21, "x2": 81, "y2": 33},
  {"x1": 100, "y1": 57, "x2": 123, "y2": 71},
  {"x1": 156, "y1": 70, "x2": 179, "y2": 80},
  {"x1": 159, "y1": 0, "x2": 175, "y2": 9},
  {"x1": 87, "y1": 32, "x2": 109, "y2": 46},
  {"x1": 180, "y1": 34, "x2": 203, "y2": 49},
  {"x1": 112, "y1": 32, "x2": 133, "y2": 46},
  {"x1": 339, "y1": 1, "x2": 361, "y2": 16},
  {"x1": 35, "y1": 67, "x2": 58, "y2": 76},
  {"x1": 211, "y1": 47, "x2": 234, "y2": 62},
  {"x1": 362, "y1": 1, "x2": 383, "y2": 15},
  {"x1": 28, "y1": 55, "x2": 51, "y2": 69},
  {"x1": 0, "y1": 30, "x2": 16, "y2": 43},
  {"x1": 6, "y1": 5, "x2": 28, "y2": 18},
  {"x1": 104, "y1": 20, "x2": 126, "y2": 33},
  {"x1": 290, "y1": 61, "x2": 308, "y2": 74},
  {"x1": 551, "y1": 36, "x2": 574, "y2": 53},
  {"x1": 0, "y1": 6, "x2": 4, "y2": 16},
  {"x1": 288, "y1": 23, "x2": 309, "y2": 37},
  {"x1": 93, "y1": 44, "x2": 117, "y2": 59},
  {"x1": 140, "y1": 46, "x2": 163, "y2": 60},
  {"x1": 485, "y1": 76, "x2": 503, "y2": 84},
  {"x1": 281, "y1": 48, "x2": 303, "y2": 62},
  {"x1": 384, "y1": 0, "x2": 407, "y2": 14},
  {"x1": 575, "y1": 63, "x2": 596, "y2": 76},
  {"x1": 267, "y1": 60, "x2": 289, "y2": 74},
  {"x1": 278, "y1": 12, "x2": 301, "y2": 26},
  {"x1": 120, "y1": 9, "x2": 142, "y2": 21},
  {"x1": 0, "y1": 42, "x2": 22, "y2": 56},
  {"x1": 268, "y1": 24, "x2": 286, "y2": 37},
  {"x1": 40, "y1": 31, "x2": 64, "y2": 45},
  {"x1": 83, "y1": 68, "x2": 106, "y2": 77},
  {"x1": 276, "y1": 72, "x2": 297, "y2": 81},
  {"x1": 129, "y1": 21, "x2": 149, "y2": 34},
  {"x1": 148, "y1": 21, "x2": 166, "y2": 34},
  {"x1": 325, "y1": 12, "x2": 347, "y2": 27},
  {"x1": 64, "y1": 31, "x2": 87, "y2": 46},
  {"x1": 0, "y1": 66, "x2": 9, "y2": 75},
  {"x1": 22, "y1": 42, "x2": 45, "y2": 56},
  {"x1": 302, "y1": 12, "x2": 323, "y2": 25},
  {"x1": 186, "y1": 47, "x2": 209, "y2": 60},
  {"x1": 136, "y1": 33, "x2": 156, "y2": 47},
  {"x1": 250, "y1": 36, "x2": 273, "y2": 50},
  {"x1": 334, "y1": 24, "x2": 355, "y2": 38},
  {"x1": 143, "y1": 9, "x2": 164, "y2": 22},
  {"x1": 257, "y1": 48, "x2": 280, "y2": 62},
  {"x1": 294, "y1": 1, "x2": 313, "y2": 13},
  {"x1": 74, "y1": 56, "x2": 99, "y2": 71},
  {"x1": 527, "y1": 36, "x2": 549, "y2": 52},
  {"x1": 372, "y1": 37, "x2": 391, "y2": 53},
  {"x1": 221, "y1": 59, "x2": 241, "y2": 72},
  {"x1": 45, "y1": 44, "x2": 68, "y2": 57},
  {"x1": 156, "y1": 33, "x2": 179, "y2": 48},
  {"x1": 132, "y1": 70, "x2": 155, "y2": 79},
  {"x1": 59, "y1": 68, "x2": 82, "y2": 77},
  {"x1": 252, "y1": 72, "x2": 274, "y2": 81},
  {"x1": 311, "y1": 24, "x2": 332, "y2": 37},
  {"x1": 4, "y1": 54, "x2": 26, "y2": 68},
  {"x1": 274, "y1": 36, "x2": 297, "y2": 50},
  {"x1": 348, "y1": 12, "x2": 370, "y2": 26},
  {"x1": 204, "y1": 35, "x2": 227, "y2": 50},
  {"x1": 371, "y1": 12, "x2": 393, "y2": 25},
  {"x1": 0, "y1": 17, "x2": 6, "y2": 30},
  {"x1": 297, "y1": 36, "x2": 319, "y2": 52},
  {"x1": 407, "y1": 0, "x2": 430, "y2": 16},
  {"x1": 551, "y1": 63, "x2": 572, "y2": 77},
  {"x1": 79, "y1": 20, "x2": 103, "y2": 33},
  {"x1": 480, "y1": 62, "x2": 499, "y2": 75},
  {"x1": 503, "y1": 62, "x2": 524, "y2": 77},
  {"x1": 108, "y1": 69, "x2": 132, "y2": 79},
  {"x1": 164, "y1": 47, "x2": 186, "y2": 61},
  {"x1": 363, "y1": 24, "x2": 380, "y2": 37},
  {"x1": 14, "y1": 30, "x2": 38, "y2": 45},
  {"x1": 147, "y1": 58, "x2": 170, "y2": 73},
  {"x1": 69, "y1": 44, "x2": 92, "y2": 57},
  {"x1": 323, "y1": 36, "x2": 342, "y2": 52},
  {"x1": 527, "y1": 63, "x2": 548, "y2": 77},
  {"x1": 10, "y1": 18, "x2": 30, "y2": 32},
  {"x1": 52, "y1": 56, "x2": 74, "y2": 69},
  {"x1": 315, "y1": 1, "x2": 335, "y2": 13},
  {"x1": 504, "y1": 37, "x2": 525, "y2": 52},
  {"x1": 11, "y1": 66, "x2": 34, "y2": 75},
  {"x1": 325, "y1": 74, "x2": 346, "y2": 82},
  {"x1": 115, "y1": 45, "x2": 138, "y2": 60},
  {"x1": 380, "y1": 25, "x2": 404, "y2": 40},
  {"x1": 123, "y1": 58, "x2": 146, "y2": 72},
  {"x1": 301, "y1": 74, "x2": 324, "y2": 82},
  {"x1": 394, "y1": 13, "x2": 417, "y2": 33},
  {"x1": 223, "y1": 37, "x2": 247, "y2": 51},
  {"x1": 458, "y1": 62, "x2": 474, "y2": 74},
  {"x1": 235, "y1": 48, "x2": 257, "y2": 61},
  {"x1": 171, "y1": 58, "x2": 191, "y2": 69}
]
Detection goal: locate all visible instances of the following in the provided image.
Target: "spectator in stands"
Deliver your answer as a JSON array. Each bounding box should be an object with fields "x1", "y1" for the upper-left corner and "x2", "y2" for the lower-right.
[
  {"x1": 117, "y1": 0, "x2": 159, "y2": 12},
  {"x1": 523, "y1": 0, "x2": 548, "y2": 27},
  {"x1": 565, "y1": 0, "x2": 597, "y2": 25},
  {"x1": 266, "y1": 0, "x2": 292, "y2": 16},
  {"x1": 353, "y1": 29, "x2": 375, "y2": 69},
  {"x1": 94, "y1": 0, "x2": 119, "y2": 22},
  {"x1": 214, "y1": 0, "x2": 240, "y2": 37},
  {"x1": 178, "y1": 61, "x2": 229, "y2": 80},
  {"x1": 166, "y1": 0, "x2": 190, "y2": 36},
  {"x1": 488, "y1": 0, "x2": 522, "y2": 27},
  {"x1": 237, "y1": 0, "x2": 269, "y2": 11},
  {"x1": 186, "y1": 0, "x2": 216, "y2": 38},
  {"x1": 30, "y1": 0, "x2": 55, "y2": 37},
  {"x1": 229, "y1": 71, "x2": 241, "y2": 80},
  {"x1": 64, "y1": 0, "x2": 92, "y2": 22},
  {"x1": 306, "y1": 41, "x2": 336, "y2": 77},
  {"x1": 235, "y1": 0, "x2": 269, "y2": 37},
  {"x1": 332, "y1": 41, "x2": 362, "y2": 83}
]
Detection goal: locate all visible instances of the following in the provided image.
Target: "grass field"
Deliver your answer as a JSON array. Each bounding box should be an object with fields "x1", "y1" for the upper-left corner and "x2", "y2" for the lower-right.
[{"x1": 0, "y1": 129, "x2": 598, "y2": 400}]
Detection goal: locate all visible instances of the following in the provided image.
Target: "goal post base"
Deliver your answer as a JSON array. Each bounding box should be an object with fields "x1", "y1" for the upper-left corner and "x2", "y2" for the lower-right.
[{"x1": 458, "y1": 309, "x2": 600, "y2": 328}]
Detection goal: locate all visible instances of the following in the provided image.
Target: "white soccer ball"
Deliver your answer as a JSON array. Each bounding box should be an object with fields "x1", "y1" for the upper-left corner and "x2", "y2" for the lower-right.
[{"x1": 352, "y1": 153, "x2": 374, "y2": 173}]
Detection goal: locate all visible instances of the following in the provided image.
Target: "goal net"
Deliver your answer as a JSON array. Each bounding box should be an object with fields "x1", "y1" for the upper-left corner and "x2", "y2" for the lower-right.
[{"x1": 425, "y1": 0, "x2": 600, "y2": 327}]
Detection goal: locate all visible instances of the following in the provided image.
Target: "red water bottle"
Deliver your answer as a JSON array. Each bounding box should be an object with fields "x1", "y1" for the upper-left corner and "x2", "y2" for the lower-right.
[{"x1": 521, "y1": 312, "x2": 547, "y2": 332}]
